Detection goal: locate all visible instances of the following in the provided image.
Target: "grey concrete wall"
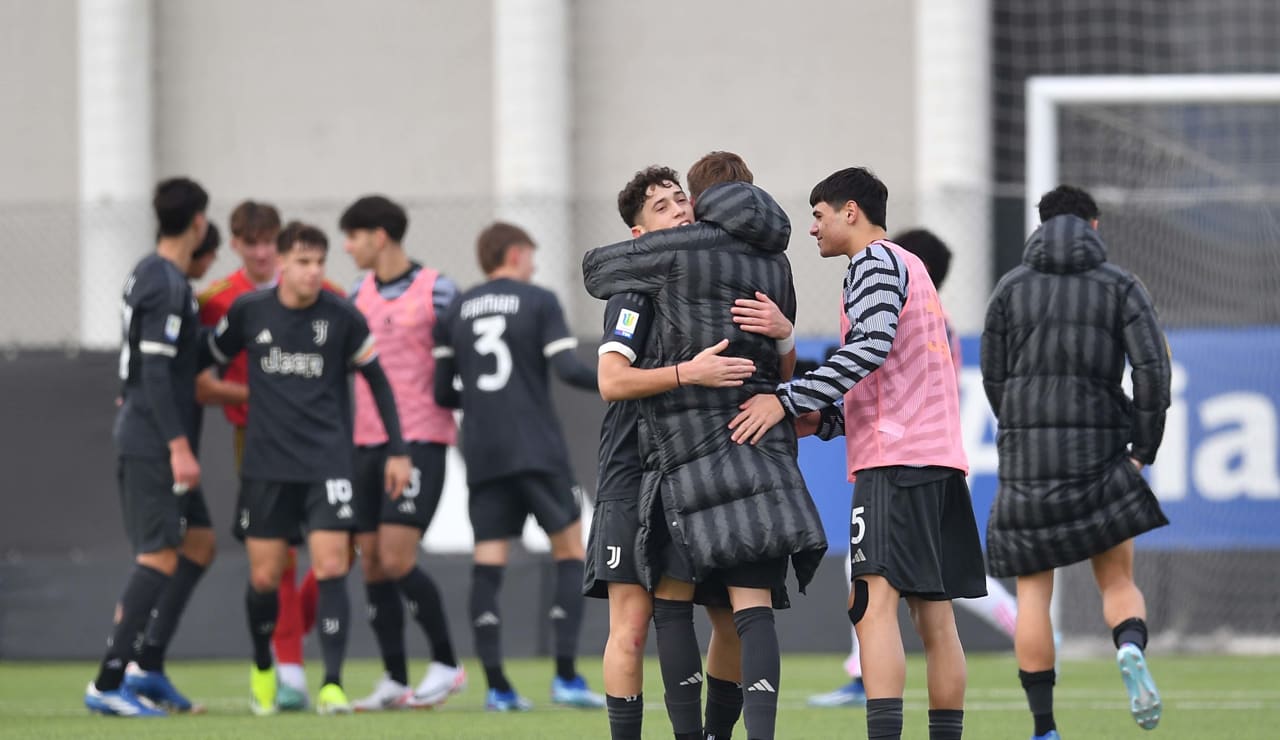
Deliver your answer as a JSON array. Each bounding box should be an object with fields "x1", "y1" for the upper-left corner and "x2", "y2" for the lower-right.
[
  {"x1": 0, "y1": 0, "x2": 81, "y2": 346},
  {"x1": 570, "y1": 0, "x2": 919, "y2": 336}
]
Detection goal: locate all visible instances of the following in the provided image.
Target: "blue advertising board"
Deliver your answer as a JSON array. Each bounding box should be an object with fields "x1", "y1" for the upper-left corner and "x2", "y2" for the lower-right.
[{"x1": 796, "y1": 328, "x2": 1280, "y2": 553}]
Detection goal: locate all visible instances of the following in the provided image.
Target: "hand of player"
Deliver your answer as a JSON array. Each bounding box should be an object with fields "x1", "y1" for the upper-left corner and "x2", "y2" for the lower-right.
[
  {"x1": 169, "y1": 437, "x2": 200, "y2": 495},
  {"x1": 681, "y1": 339, "x2": 755, "y2": 387},
  {"x1": 384, "y1": 454, "x2": 413, "y2": 500},
  {"x1": 1130, "y1": 457, "x2": 1144, "y2": 473},
  {"x1": 794, "y1": 410, "x2": 821, "y2": 438},
  {"x1": 732, "y1": 292, "x2": 793, "y2": 340},
  {"x1": 728, "y1": 393, "x2": 787, "y2": 445}
]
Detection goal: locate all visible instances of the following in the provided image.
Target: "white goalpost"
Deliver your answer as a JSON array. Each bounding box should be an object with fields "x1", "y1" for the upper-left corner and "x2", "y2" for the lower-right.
[{"x1": 1025, "y1": 73, "x2": 1280, "y2": 234}]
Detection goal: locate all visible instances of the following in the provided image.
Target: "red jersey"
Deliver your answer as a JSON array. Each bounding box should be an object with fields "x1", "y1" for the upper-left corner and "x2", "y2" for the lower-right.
[{"x1": 197, "y1": 268, "x2": 344, "y2": 428}]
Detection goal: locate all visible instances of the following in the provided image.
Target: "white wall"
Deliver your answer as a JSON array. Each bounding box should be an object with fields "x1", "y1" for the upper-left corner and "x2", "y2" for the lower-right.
[
  {"x1": 0, "y1": 0, "x2": 929, "y2": 345},
  {"x1": 572, "y1": 0, "x2": 918, "y2": 337},
  {"x1": 0, "y1": 0, "x2": 80, "y2": 346}
]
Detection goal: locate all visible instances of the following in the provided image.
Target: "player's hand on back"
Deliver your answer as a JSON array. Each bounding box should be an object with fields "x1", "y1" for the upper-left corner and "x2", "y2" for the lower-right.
[
  {"x1": 731, "y1": 291, "x2": 793, "y2": 340},
  {"x1": 728, "y1": 393, "x2": 787, "y2": 445},
  {"x1": 682, "y1": 339, "x2": 755, "y2": 388},
  {"x1": 384, "y1": 454, "x2": 413, "y2": 500},
  {"x1": 794, "y1": 410, "x2": 821, "y2": 438},
  {"x1": 168, "y1": 437, "x2": 201, "y2": 494}
]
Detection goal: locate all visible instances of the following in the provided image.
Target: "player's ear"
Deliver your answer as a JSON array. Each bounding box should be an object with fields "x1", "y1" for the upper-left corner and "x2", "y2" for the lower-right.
[
  {"x1": 844, "y1": 200, "x2": 859, "y2": 225},
  {"x1": 630, "y1": 225, "x2": 646, "y2": 238}
]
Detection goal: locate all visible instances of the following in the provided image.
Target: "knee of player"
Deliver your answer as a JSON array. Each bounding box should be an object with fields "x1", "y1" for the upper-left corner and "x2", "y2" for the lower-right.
[
  {"x1": 249, "y1": 567, "x2": 282, "y2": 593},
  {"x1": 609, "y1": 620, "x2": 649, "y2": 657},
  {"x1": 137, "y1": 548, "x2": 179, "y2": 576},
  {"x1": 376, "y1": 549, "x2": 416, "y2": 581},
  {"x1": 182, "y1": 529, "x2": 217, "y2": 567},
  {"x1": 311, "y1": 557, "x2": 350, "y2": 580}
]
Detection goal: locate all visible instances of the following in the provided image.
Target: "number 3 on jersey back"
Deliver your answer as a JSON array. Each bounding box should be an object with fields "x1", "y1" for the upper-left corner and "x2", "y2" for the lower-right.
[{"x1": 472, "y1": 315, "x2": 512, "y2": 392}]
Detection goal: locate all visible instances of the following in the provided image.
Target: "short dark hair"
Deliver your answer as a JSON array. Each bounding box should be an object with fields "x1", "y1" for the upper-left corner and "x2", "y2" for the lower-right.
[
  {"x1": 687, "y1": 151, "x2": 754, "y2": 201},
  {"x1": 809, "y1": 167, "x2": 888, "y2": 230},
  {"x1": 229, "y1": 200, "x2": 282, "y2": 243},
  {"x1": 339, "y1": 195, "x2": 408, "y2": 242},
  {"x1": 153, "y1": 177, "x2": 208, "y2": 237},
  {"x1": 276, "y1": 220, "x2": 329, "y2": 254},
  {"x1": 193, "y1": 222, "x2": 221, "y2": 259},
  {"x1": 477, "y1": 221, "x2": 534, "y2": 274},
  {"x1": 1037, "y1": 185, "x2": 1099, "y2": 223},
  {"x1": 617, "y1": 166, "x2": 683, "y2": 228},
  {"x1": 892, "y1": 228, "x2": 952, "y2": 288}
]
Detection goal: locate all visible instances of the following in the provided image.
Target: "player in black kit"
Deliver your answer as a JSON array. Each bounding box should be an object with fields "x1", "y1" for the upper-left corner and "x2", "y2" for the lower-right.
[
  {"x1": 208, "y1": 221, "x2": 412, "y2": 716},
  {"x1": 432, "y1": 221, "x2": 603, "y2": 712},
  {"x1": 85, "y1": 178, "x2": 210, "y2": 718}
]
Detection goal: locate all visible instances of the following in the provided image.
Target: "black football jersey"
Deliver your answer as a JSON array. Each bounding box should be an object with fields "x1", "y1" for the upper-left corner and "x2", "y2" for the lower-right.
[
  {"x1": 114, "y1": 254, "x2": 203, "y2": 458},
  {"x1": 594, "y1": 292, "x2": 653, "y2": 502},
  {"x1": 433, "y1": 278, "x2": 579, "y2": 484},
  {"x1": 210, "y1": 289, "x2": 376, "y2": 481}
]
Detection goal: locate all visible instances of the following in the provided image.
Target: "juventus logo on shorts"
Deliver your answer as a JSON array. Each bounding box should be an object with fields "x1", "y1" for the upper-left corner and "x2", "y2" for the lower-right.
[
  {"x1": 606, "y1": 545, "x2": 622, "y2": 569},
  {"x1": 312, "y1": 319, "x2": 329, "y2": 346}
]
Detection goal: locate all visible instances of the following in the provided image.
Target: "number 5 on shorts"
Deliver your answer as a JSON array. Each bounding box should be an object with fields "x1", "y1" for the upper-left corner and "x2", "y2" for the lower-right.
[{"x1": 850, "y1": 505, "x2": 866, "y2": 546}]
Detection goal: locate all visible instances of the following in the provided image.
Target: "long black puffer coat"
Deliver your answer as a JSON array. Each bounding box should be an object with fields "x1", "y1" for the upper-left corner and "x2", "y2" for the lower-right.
[
  {"x1": 982, "y1": 214, "x2": 1171, "y2": 577},
  {"x1": 582, "y1": 181, "x2": 828, "y2": 593}
]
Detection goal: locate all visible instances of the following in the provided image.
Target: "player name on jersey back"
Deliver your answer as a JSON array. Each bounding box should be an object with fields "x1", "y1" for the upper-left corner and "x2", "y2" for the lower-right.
[{"x1": 460, "y1": 293, "x2": 520, "y2": 320}]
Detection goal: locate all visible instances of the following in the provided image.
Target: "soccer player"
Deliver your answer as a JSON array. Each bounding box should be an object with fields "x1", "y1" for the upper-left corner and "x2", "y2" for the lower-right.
[
  {"x1": 584, "y1": 165, "x2": 826, "y2": 740},
  {"x1": 432, "y1": 221, "x2": 604, "y2": 712},
  {"x1": 807, "y1": 228, "x2": 1020, "y2": 709},
  {"x1": 85, "y1": 177, "x2": 209, "y2": 717},
  {"x1": 587, "y1": 160, "x2": 793, "y2": 740},
  {"x1": 120, "y1": 222, "x2": 230, "y2": 715},
  {"x1": 730, "y1": 167, "x2": 987, "y2": 740},
  {"x1": 982, "y1": 186, "x2": 1171, "y2": 737},
  {"x1": 197, "y1": 200, "x2": 320, "y2": 710},
  {"x1": 337, "y1": 195, "x2": 465, "y2": 711},
  {"x1": 208, "y1": 221, "x2": 413, "y2": 716}
]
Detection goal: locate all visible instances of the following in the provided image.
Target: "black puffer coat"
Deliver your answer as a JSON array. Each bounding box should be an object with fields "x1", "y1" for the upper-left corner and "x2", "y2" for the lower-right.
[
  {"x1": 582, "y1": 182, "x2": 828, "y2": 593},
  {"x1": 982, "y1": 215, "x2": 1171, "y2": 577}
]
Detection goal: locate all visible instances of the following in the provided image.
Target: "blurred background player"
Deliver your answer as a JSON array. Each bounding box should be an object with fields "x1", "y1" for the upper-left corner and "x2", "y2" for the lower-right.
[
  {"x1": 339, "y1": 195, "x2": 465, "y2": 711},
  {"x1": 197, "y1": 200, "x2": 320, "y2": 710},
  {"x1": 85, "y1": 178, "x2": 209, "y2": 718},
  {"x1": 808, "y1": 227, "x2": 1020, "y2": 709},
  {"x1": 208, "y1": 221, "x2": 413, "y2": 716},
  {"x1": 433, "y1": 222, "x2": 604, "y2": 712},
  {"x1": 122, "y1": 222, "x2": 230, "y2": 715}
]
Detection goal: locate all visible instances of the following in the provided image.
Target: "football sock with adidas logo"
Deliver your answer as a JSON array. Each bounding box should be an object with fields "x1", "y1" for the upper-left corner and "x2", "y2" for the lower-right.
[
  {"x1": 552, "y1": 559, "x2": 585, "y2": 681},
  {"x1": 606, "y1": 693, "x2": 644, "y2": 740},
  {"x1": 734, "y1": 606, "x2": 779, "y2": 740},
  {"x1": 704, "y1": 673, "x2": 743, "y2": 739},
  {"x1": 95, "y1": 564, "x2": 170, "y2": 691},
  {"x1": 138, "y1": 555, "x2": 206, "y2": 674},
  {"x1": 365, "y1": 580, "x2": 408, "y2": 685},
  {"x1": 470, "y1": 564, "x2": 510, "y2": 691},
  {"x1": 245, "y1": 585, "x2": 279, "y2": 671},
  {"x1": 398, "y1": 566, "x2": 458, "y2": 667},
  {"x1": 316, "y1": 576, "x2": 350, "y2": 687},
  {"x1": 653, "y1": 598, "x2": 703, "y2": 735}
]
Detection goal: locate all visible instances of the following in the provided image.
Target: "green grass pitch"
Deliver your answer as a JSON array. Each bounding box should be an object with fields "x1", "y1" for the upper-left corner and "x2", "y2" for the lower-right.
[{"x1": 2, "y1": 653, "x2": 1277, "y2": 738}]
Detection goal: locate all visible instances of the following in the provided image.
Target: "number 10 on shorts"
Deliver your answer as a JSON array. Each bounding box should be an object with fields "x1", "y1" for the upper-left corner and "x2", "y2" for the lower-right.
[
  {"x1": 326, "y1": 479, "x2": 353, "y2": 506},
  {"x1": 850, "y1": 505, "x2": 866, "y2": 546}
]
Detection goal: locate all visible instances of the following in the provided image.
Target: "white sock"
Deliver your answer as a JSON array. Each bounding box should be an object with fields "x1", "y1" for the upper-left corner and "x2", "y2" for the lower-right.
[
  {"x1": 843, "y1": 554, "x2": 862, "y2": 679},
  {"x1": 957, "y1": 576, "x2": 1018, "y2": 638},
  {"x1": 277, "y1": 662, "x2": 307, "y2": 690}
]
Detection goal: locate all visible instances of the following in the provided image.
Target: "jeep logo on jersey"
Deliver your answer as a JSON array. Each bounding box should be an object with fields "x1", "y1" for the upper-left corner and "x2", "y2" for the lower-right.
[
  {"x1": 312, "y1": 319, "x2": 329, "y2": 346},
  {"x1": 260, "y1": 347, "x2": 324, "y2": 378}
]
